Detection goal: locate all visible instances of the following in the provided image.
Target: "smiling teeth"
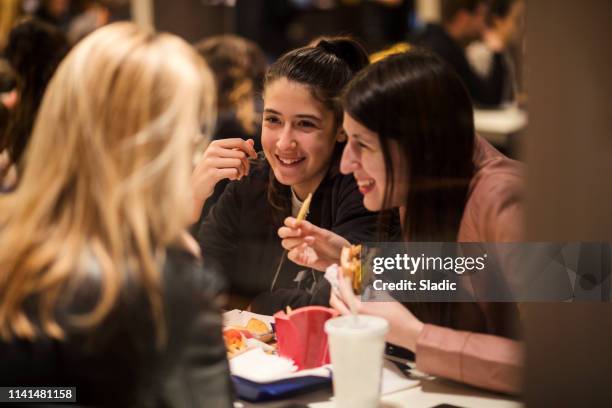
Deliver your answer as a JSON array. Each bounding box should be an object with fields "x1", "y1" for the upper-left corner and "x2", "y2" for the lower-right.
[
  {"x1": 279, "y1": 158, "x2": 302, "y2": 164},
  {"x1": 357, "y1": 180, "x2": 374, "y2": 188}
]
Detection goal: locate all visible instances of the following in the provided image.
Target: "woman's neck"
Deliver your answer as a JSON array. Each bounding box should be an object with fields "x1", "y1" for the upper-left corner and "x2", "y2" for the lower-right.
[{"x1": 291, "y1": 170, "x2": 327, "y2": 201}]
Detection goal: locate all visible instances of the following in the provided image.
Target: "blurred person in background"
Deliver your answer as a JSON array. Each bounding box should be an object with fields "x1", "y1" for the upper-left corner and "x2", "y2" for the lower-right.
[
  {"x1": 0, "y1": 22, "x2": 233, "y2": 406},
  {"x1": 281, "y1": 50, "x2": 524, "y2": 394},
  {"x1": 235, "y1": 0, "x2": 297, "y2": 59},
  {"x1": 193, "y1": 37, "x2": 393, "y2": 314},
  {"x1": 359, "y1": 0, "x2": 413, "y2": 52},
  {"x1": 466, "y1": 0, "x2": 525, "y2": 106},
  {"x1": 67, "y1": 0, "x2": 127, "y2": 44},
  {"x1": 194, "y1": 34, "x2": 267, "y2": 218},
  {"x1": 0, "y1": 18, "x2": 69, "y2": 189},
  {"x1": 418, "y1": 0, "x2": 509, "y2": 107},
  {"x1": 35, "y1": 0, "x2": 73, "y2": 31}
]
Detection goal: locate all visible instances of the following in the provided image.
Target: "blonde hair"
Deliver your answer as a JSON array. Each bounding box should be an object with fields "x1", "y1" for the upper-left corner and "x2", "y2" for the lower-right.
[{"x1": 0, "y1": 22, "x2": 215, "y2": 343}]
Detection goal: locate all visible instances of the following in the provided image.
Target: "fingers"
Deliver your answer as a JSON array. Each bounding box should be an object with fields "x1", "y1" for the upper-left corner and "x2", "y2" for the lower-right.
[
  {"x1": 203, "y1": 138, "x2": 257, "y2": 179},
  {"x1": 287, "y1": 244, "x2": 314, "y2": 267},
  {"x1": 281, "y1": 237, "x2": 305, "y2": 251},
  {"x1": 283, "y1": 217, "x2": 318, "y2": 235},
  {"x1": 338, "y1": 276, "x2": 359, "y2": 309},
  {"x1": 278, "y1": 225, "x2": 302, "y2": 239},
  {"x1": 330, "y1": 291, "x2": 351, "y2": 315},
  {"x1": 245, "y1": 138, "x2": 257, "y2": 157},
  {"x1": 287, "y1": 247, "x2": 306, "y2": 266},
  {"x1": 215, "y1": 168, "x2": 240, "y2": 181},
  {"x1": 212, "y1": 138, "x2": 257, "y2": 158},
  {"x1": 204, "y1": 157, "x2": 246, "y2": 179},
  {"x1": 210, "y1": 146, "x2": 249, "y2": 159}
]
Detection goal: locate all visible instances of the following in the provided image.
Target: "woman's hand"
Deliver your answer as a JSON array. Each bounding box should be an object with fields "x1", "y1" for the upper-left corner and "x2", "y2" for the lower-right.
[
  {"x1": 190, "y1": 138, "x2": 257, "y2": 223},
  {"x1": 330, "y1": 274, "x2": 424, "y2": 351},
  {"x1": 278, "y1": 217, "x2": 350, "y2": 271}
]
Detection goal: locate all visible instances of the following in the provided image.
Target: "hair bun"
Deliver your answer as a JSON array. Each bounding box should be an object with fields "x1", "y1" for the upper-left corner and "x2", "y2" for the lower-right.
[{"x1": 316, "y1": 38, "x2": 369, "y2": 74}]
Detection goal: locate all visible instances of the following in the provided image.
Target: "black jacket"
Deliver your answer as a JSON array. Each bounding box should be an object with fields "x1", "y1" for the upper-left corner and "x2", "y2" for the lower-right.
[
  {"x1": 418, "y1": 24, "x2": 507, "y2": 107},
  {"x1": 197, "y1": 144, "x2": 395, "y2": 315},
  {"x1": 0, "y1": 248, "x2": 233, "y2": 408}
]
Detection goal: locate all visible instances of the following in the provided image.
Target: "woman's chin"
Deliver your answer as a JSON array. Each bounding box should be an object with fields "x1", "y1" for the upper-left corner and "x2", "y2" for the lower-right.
[
  {"x1": 363, "y1": 195, "x2": 383, "y2": 212},
  {"x1": 272, "y1": 169, "x2": 300, "y2": 186}
]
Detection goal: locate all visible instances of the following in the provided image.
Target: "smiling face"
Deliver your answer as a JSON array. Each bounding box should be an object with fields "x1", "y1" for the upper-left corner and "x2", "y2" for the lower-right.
[
  {"x1": 340, "y1": 112, "x2": 407, "y2": 211},
  {"x1": 262, "y1": 78, "x2": 343, "y2": 199}
]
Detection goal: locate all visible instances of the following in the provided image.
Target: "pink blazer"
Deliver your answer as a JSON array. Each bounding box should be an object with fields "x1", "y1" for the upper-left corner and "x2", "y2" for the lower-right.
[{"x1": 415, "y1": 137, "x2": 524, "y2": 395}]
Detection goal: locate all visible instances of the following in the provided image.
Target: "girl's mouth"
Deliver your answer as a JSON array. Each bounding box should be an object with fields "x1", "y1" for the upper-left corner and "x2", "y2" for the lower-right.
[
  {"x1": 356, "y1": 178, "x2": 375, "y2": 195},
  {"x1": 276, "y1": 155, "x2": 306, "y2": 168}
]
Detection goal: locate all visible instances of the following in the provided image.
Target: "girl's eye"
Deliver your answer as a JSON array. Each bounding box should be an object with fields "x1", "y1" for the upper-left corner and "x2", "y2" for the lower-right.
[
  {"x1": 352, "y1": 139, "x2": 369, "y2": 150},
  {"x1": 264, "y1": 116, "x2": 281, "y2": 125},
  {"x1": 297, "y1": 120, "x2": 317, "y2": 129}
]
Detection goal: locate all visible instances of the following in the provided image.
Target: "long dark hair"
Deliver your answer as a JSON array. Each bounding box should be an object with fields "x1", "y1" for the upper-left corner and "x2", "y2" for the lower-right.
[
  {"x1": 342, "y1": 49, "x2": 480, "y2": 328},
  {"x1": 1, "y1": 18, "x2": 69, "y2": 166},
  {"x1": 263, "y1": 37, "x2": 369, "y2": 221},
  {"x1": 343, "y1": 49, "x2": 475, "y2": 242}
]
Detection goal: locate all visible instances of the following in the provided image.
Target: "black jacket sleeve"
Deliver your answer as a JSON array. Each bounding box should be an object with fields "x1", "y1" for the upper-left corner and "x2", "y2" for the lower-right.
[{"x1": 197, "y1": 180, "x2": 243, "y2": 280}]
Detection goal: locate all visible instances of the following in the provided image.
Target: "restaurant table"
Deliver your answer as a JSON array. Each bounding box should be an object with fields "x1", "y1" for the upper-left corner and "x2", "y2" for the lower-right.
[
  {"x1": 234, "y1": 375, "x2": 522, "y2": 408},
  {"x1": 474, "y1": 105, "x2": 528, "y2": 147},
  {"x1": 229, "y1": 310, "x2": 522, "y2": 408}
]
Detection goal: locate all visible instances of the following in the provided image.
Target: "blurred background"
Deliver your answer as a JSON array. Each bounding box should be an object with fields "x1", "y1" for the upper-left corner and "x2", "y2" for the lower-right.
[{"x1": 0, "y1": 0, "x2": 529, "y2": 159}]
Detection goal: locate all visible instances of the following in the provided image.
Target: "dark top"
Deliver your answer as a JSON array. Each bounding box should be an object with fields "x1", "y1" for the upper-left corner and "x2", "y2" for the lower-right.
[
  {"x1": 418, "y1": 24, "x2": 507, "y2": 107},
  {"x1": 197, "y1": 143, "x2": 396, "y2": 315},
  {"x1": 0, "y1": 248, "x2": 233, "y2": 408}
]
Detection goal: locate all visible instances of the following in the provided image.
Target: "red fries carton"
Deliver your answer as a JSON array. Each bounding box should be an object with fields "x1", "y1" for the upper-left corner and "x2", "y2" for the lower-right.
[{"x1": 273, "y1": 306, "x2": 339, "y2": 370}]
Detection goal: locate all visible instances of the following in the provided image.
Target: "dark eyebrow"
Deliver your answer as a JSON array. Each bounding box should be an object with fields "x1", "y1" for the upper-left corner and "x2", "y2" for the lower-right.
[
  {"x1": 295, "y1": 114, "x2": 322, "y2": 122},
  {"x1": 263, "y1": 109, "x2": 322, "y2": 122},
  {"x1": 350, "y1": 133, "x2": 374, "y2": 145},
  {"x1": 264, "y1": 108, "x2": 281, "y2": 115}
]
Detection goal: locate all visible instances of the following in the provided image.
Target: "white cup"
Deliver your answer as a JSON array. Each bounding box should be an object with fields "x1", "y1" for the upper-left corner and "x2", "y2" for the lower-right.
[{"x1": 324, "y1": 315, "x2": 389, "y2": 408}]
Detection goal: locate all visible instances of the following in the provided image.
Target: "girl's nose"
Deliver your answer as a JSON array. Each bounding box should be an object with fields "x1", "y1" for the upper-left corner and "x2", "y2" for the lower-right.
[
  {"x1": 340, "y1": 142, "x2": 360, "y2": 175},
  {"x1": 276, "y1": 126, "x2": 297, "y2": 151}
]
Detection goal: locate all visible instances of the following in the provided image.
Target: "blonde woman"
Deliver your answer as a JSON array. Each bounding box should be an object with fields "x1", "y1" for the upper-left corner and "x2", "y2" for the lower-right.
[{"x1": 0, "y1": 23, "x2": 233, "y2": 407}]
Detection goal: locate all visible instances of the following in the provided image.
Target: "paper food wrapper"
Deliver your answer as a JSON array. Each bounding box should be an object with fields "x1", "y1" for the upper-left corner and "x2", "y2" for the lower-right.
[
  {"x1": 324, "y1": 263, "x2": 340, "y2": 291},
  {"x1": 230, "y1": 348, "x2": 331, "y2": 383}
]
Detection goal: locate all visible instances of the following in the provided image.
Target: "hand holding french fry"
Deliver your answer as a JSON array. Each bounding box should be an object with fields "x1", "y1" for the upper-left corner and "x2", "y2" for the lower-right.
[
  {"x1": 278, "y1": 217, "x2": 350, "y2": 272},
  {"x1": 190, "y1": 138, "x2": 257, "y2": 223}
]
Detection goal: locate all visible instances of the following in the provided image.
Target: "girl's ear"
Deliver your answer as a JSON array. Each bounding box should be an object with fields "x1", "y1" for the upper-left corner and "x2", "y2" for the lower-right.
[{"x1": 336, "y1": 127, "x2": 347, "y2": 143}]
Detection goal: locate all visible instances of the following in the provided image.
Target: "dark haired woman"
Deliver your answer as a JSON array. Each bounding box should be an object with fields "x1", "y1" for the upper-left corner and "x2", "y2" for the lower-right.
[
  {"x1": 280, "y1": 49, "x2": 524, "y2": 394},
  {"x1": 191, "y1": 37, "x2": 395, "y2": 314}
]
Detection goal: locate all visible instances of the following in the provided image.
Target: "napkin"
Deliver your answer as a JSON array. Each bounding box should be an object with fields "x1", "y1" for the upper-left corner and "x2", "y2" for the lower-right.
[
  {"x1": 230, "y1": 348, "x2": 331, "y2": 383},
  {"x1": 324, "y1": 263, "x2": 340, "y2": 291}
]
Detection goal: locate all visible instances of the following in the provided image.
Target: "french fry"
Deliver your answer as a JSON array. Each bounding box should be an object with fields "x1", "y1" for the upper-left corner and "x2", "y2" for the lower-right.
[{"x1": 296, "y1": 193, "x2": 313, "y2": 221}]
